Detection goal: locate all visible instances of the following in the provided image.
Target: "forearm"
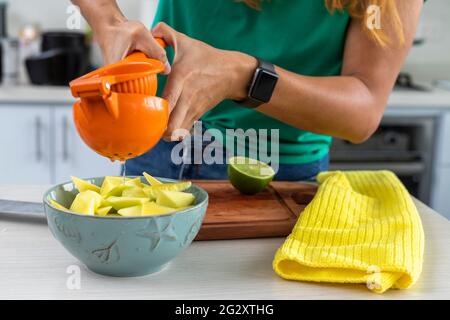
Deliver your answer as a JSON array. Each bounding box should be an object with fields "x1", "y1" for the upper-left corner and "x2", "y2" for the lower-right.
[
  {"x1": 231, "y1": 55, "x2": 384, "y2": 144},
  {"x1": 71, "y1": 0, "x2": 126, "y2": 32},
  {"x1": 257, "y1": 69, "x2": 384, "y2": 143}
]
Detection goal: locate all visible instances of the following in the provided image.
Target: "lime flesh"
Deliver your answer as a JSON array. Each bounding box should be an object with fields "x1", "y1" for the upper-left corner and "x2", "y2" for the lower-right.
[{"x1": 228, "y1": 156, "x2": 275, "y2": 195}]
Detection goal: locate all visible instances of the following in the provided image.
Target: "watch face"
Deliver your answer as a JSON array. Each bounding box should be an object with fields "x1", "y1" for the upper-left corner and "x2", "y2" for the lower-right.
[{"x1": 250, "y1": 68, "x2": 279, "y2": 103}]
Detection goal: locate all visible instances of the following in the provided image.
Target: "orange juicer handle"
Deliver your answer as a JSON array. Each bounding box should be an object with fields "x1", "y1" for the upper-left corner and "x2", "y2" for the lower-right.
[
  {"x1": 71, "y1": 38, "x2": 167, "y2": 98},
  {"x1": 70, "y1": 76, "x2": 114, "y2": 98},
  {"x1": 155, "y1": 38, "x2": 167, "y2": 48}
]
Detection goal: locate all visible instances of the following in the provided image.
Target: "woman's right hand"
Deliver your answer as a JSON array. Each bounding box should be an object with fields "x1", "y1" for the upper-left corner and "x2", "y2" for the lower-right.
[
  {"x1": 96, "y1": 19, "x2": 171, "y2": 74},
  {"x1": 72, "y1": 0, "x2": 170, "y2": 73}
]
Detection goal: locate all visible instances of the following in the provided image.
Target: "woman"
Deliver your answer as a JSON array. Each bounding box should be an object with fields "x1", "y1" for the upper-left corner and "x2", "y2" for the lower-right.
[{"x1": 73, "y1": 0, "x2": 423, "y2": 180}]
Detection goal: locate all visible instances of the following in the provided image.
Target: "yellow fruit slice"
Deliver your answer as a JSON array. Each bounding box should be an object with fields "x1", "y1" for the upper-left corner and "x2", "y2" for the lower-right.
[
  {"x1": 70, "y1": 198, "x2": 95, "y2": 215},
  {"x1": 142, "y1": 202, "x2": 177, "y2": 216},
  {"x1": 125, "y1": 177, "x2": 143, "y2": 188},
  {"x1": 100, "y1": 176, "x2": 124, "y2": 196},
  {"x1": 103, "y1": 185, "x2": 131, "y2": 198},
  {"x1": 118, "y1": 205, "x2": 143, "y2": 217},
  {"x1": 143, "y1": 172, "x2": 162, "y2": 186},
  {"x1": 142, "y1": 188, "x2": 157, "y2": 200},
  {"x1": 156, "y1": 190, "x2": 195, "y2": 209},
  {"x1": 96, "y1": 206, "x2": 112, "y2": 216},
  {"x1": 70, "y1": 190, "x2": 103, "y2": 215},
  {"x1": 49, "y1": 199, "x2": 68, "y2": 211},
  {"x1": 106, "y1": 196, "x2": 150, "y2": 210},
  {"x1": 143, "y1": 181, "x2": 192, "y2": 198},
  {"x1": 71, "y1": 176, "x2": 101, "y2": 193},
  {"x1": 122, "y1": 187, "x2": 148, "y2": 198},
  {"x1": 85, "y1": 190, "x2": 103, "y2": 207}
]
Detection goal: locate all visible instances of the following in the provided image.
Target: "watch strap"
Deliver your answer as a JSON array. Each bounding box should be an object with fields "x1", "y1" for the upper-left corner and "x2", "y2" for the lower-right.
[
  {"x1": 258, "y1": 58, "x2": 275, "y2": 73},
  {"x1": 237, "y1": 96, "x2": 264, "y2": 109}
]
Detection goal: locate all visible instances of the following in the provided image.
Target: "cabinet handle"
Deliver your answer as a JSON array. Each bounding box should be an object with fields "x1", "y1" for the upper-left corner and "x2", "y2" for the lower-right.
[
  {"x1": 62, "y1": 116, "x2": 69, "y2": 161},
  {"x1": 35, "y1": 116, "x2": 42, "y2": 162}
]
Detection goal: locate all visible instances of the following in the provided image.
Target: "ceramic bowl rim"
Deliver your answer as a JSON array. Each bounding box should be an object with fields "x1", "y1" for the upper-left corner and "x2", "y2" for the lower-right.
[{"x1": 43, "y1": 176, "x2": 209, "y2": 220}]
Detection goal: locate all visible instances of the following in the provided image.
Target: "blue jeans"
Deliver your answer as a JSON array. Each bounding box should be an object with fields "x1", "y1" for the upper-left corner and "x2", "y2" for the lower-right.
[{"x1": 126, "y1": 139, "x2": 329, "y2": 181}]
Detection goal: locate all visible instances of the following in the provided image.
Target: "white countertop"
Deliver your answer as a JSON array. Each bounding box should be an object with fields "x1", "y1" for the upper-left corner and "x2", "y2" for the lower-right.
[
  {"x1": 0, "y1": 185, "x2": 449, "y2": 300},
  {"x1": 388, "y1": 88, "x2": 450, "y2": 108},
  {"x1": 0, "y1": 85, "x2": 450, "y2": 108}
]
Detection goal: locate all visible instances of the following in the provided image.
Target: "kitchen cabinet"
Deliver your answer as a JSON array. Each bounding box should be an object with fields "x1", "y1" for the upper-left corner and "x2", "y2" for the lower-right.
[
  {"x1": 0, "y1": 103, "x2": 120, "y2": 185},
  {"x1": 53, "y1": 107, "x2": 120, "y2": 182},
  {"x1": 434, "y1": 112, "x2": 450, "y2": 166},
  {"x1": 0, "y1": 105, "x2": 52, "y2": 184},
  {"x1": 431, "y1": 166, "x2": 450, "y2": 219},
  {"x1": 430, "y1": 112, "x2": 450, "y2": 219},
  {"x1": 330, "y1": 115, "x2": 436, "y2": 205}
]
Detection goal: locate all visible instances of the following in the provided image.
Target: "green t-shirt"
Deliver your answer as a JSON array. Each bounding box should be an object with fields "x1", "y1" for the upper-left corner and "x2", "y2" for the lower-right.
[{"x1": 153, "y1": 0, "x2": 349, "y2": 164}]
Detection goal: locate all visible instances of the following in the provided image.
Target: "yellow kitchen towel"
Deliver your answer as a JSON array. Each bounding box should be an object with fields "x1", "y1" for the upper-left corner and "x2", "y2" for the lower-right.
[{"x1": 273, "y1": 171, "x2": 425, "y2": 293}]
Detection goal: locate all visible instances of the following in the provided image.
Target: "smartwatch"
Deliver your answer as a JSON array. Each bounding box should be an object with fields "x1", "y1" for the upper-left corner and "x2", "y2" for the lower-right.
[{"x1": 235, "y1": 58, "x2": 279, "y2": 109}]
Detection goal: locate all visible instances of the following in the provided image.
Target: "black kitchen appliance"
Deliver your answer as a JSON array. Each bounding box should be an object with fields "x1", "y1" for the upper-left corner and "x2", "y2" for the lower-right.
[{"x1": 25, "y1": 31, "x2": 90, "y2": 86}]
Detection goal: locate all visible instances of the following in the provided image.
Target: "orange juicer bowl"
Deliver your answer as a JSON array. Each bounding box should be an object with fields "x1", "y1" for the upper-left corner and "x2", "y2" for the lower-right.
[
  {"x1": 70, "y1": 44, "x2": 169, "y2": 162},
  {"x1": 73, "y1": 95, "x2": 168, "y2": 162}
]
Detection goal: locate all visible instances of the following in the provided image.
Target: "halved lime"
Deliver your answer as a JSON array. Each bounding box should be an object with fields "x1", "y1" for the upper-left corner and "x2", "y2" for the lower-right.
[{"x1": 228, "y1": 156, "x2": 275, "y2": 195}]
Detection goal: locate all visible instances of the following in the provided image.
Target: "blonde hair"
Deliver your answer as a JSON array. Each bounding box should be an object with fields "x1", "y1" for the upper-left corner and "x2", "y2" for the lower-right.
[{"x1": 240, "y1": 0, "x2": 404, "y2": 46}]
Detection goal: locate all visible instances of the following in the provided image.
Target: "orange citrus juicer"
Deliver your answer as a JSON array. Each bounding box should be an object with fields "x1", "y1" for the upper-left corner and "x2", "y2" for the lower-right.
[{"x1": 69, "y1": 39, "x2": 169, "y2": 162}]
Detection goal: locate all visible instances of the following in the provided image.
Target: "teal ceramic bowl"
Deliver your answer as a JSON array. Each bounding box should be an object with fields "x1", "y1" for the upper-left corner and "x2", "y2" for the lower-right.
[{"x1": 43, "y1": 177, "x2": 208, "y2": 277}]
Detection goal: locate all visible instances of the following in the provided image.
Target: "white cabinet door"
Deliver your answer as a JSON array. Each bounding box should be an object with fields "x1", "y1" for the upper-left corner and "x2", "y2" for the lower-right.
[
  {"x1": 53, "y1": 106, "x2": 121, "y2": 182},
  {"x1": 0, "y1": 105, "x2": 52, "y2": 184},
  {"x1": 431, "y1": 166, "x2": 450, "y2": 220},
  {"x1": 435, "y1": 112, "x2": 450, "y2": 166}
]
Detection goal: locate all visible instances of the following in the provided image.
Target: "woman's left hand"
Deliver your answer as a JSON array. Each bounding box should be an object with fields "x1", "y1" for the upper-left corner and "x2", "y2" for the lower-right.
[{"x1": 152, "y1": 22, "x2": 256, "y2": 141}]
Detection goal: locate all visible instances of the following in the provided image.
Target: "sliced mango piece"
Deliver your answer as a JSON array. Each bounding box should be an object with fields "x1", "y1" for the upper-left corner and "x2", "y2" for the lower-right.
[
  {"x1": 106, "y1": 196, "x2": 150, "y2": 210},
  {"x1": 49, "y1": 199, "x2": 68, "y2": 211},
  {"x1": 70, "y1": 197, "x2": 95, "y2": 215},
  {"x1": 103, "y1": 184, "x2": 131, "y2": 198},
  {"x1": 71, "y1": 176, "x2": 101, "y2": 193},
  {"x1": 156, "y1": 190, "x2": 195, "y2": 209},
  {"x1": 125, "y1": 177, "x2": 143, "y2": 188},
  {"x1": 96, "y1": 206, "x2": 112, "y2": 216},
  {"x1": 85, "y1": 190, "x2": 103, "y2": 207},
  {"x1": 70, "y1": 190, "x2": 103, "y2": 215},
  {"x1": 118, "y1": 205, "x2": 143, "y2": 217},
  {"x1": 142, "y1": 202, "x2": 177, "y2": 216},
  {"x1": 100, "y1": 176, "x2": 125, "y2": 196},
  {"x1": 143, "y1": 172, "x2": 162, "y2": 186},
  {"x1": 143, "y1": 181, "x2": 192, "y2": 198},
  {"x1": 122, "y1": 187, "x2": 148, "y2": 198},
  {"x1": 142, "y1": 188, "x2": 157, "y2": 200}
]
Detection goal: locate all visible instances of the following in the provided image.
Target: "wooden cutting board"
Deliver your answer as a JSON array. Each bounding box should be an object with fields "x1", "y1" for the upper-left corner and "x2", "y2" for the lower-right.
[{"x1": 194, "y1": 180, "x2": 317, "y2": 241}]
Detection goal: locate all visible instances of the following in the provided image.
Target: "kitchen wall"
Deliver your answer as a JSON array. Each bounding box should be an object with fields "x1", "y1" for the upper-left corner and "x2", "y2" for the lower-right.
[
  {"x1": 403, "y1": 0, "x2": 450, "y2": 82},
  {"x1": 407, "y1": 0, "x2": 450, "y2": 65},
  {"x1": 5, "y1": 0, "x2": 157, "y2": 66},
  {"x1": 6, "y1": 0, "x2": 154, "y2": 33},
  {"x1": 4, "y1": 0, "x2": 450, "y2": 72}
]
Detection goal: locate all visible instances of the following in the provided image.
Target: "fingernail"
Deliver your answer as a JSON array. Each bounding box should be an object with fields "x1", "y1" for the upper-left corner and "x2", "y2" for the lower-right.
[
  {"x1": 151, "y1": 24, "x2": 160, "y2": 33},
  {"x1": 163, "y1": 61, "x2": 171, "y2": 75}
]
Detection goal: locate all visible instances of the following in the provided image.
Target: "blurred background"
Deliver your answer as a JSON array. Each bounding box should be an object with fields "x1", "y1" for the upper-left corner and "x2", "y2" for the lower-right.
[{"x1": 0, "y1": 0, "x2": 449, "y2": 218}]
